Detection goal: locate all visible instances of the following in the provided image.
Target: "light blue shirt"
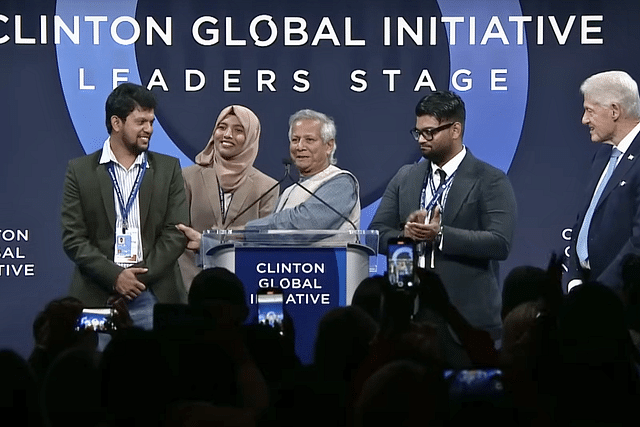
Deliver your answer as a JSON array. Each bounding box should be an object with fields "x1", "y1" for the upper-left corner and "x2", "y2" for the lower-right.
[{"x1": 246, "y1": 174, "x2": 358, "y2": 230}]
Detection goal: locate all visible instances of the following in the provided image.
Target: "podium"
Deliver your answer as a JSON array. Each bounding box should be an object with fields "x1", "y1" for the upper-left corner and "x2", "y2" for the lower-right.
[{"x1": 201, "y1": 229, "x2": 379, "y2": 364}]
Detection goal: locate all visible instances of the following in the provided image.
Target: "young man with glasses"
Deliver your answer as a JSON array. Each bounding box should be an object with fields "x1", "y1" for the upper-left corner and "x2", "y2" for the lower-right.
[{"x1": 369, "y1": 90, "x2": 517, "y2": 340}]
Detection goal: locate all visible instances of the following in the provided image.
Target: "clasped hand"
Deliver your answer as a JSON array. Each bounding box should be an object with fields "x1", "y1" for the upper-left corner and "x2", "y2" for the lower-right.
[
  {"x1": 115, "y1": 267, "x2": 147, "y2": 300},
  {"x1": 403, "y1": 206, "x2": 441, "y2": 242}
]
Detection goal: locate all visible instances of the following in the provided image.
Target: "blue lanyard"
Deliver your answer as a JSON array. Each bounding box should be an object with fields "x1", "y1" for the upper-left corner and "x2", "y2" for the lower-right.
[
  {"x1": 420, "y1": 164, "x2": 455, "y2": 212},
  {"x1": 107, "y1": 155, "x2": 147, "y2": 233}
]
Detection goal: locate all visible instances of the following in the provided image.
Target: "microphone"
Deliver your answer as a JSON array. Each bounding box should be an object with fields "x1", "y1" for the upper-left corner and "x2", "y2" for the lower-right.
[
  {"x1": 226, "y1": 159, "x2": 291, "y2": 228},
  {"x1": 284, "y1": 165, "x2": 359, "y2": 231}
]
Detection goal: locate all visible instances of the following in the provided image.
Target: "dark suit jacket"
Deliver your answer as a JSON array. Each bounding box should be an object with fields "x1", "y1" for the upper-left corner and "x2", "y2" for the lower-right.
[
  {"x1": 178, "y1": 164, "x2": 279, "y2": 289},
  {"x1": 61, "y1": 150, "x2": 189, "y2": 306},
  {"x1": 568, "y1": 135, "x2": 640, "y2": 291},
  {"x1": 369, "y1": 150, "x2": 517, "y2": 332}
]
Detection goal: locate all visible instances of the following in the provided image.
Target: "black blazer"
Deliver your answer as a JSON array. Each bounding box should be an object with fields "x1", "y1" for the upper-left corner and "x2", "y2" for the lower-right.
[{"x1": 369, "y1": 150, "x2": 517, "y2": 332}]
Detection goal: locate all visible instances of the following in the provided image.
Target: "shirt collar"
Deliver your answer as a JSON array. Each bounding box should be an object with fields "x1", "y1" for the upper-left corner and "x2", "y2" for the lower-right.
[
  {"x1": 432, "y1": 145, "x2": 467, "y2": 177},
  {"x1": 615, "y1": 121, "x2": 640, "y2": 155},
  {"x1": 99, "y1": 137, "x2": 148, "y2": 170}
]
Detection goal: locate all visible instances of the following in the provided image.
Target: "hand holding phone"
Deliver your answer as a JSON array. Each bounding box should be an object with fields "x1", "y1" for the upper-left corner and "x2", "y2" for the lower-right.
[
  {"x1": 387, "y1": 237, "x2": 418, "y2": 289},
  {"x1": 75, "y1": 308, "x2": 117, "y2": 332},
  {"x1": 257, "y1": 288, "x2": 285, "y2": 335}
]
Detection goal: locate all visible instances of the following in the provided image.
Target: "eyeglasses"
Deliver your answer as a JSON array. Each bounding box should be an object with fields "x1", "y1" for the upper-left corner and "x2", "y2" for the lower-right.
[{"x1": 409, "y1": 122, "x2": 455, "y2": 141}]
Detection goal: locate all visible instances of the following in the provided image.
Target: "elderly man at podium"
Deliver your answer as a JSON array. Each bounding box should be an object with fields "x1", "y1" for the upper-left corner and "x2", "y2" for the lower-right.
[
  {"x1": 177, "y1": 108, "x2": 361, "y2": 250},
  {"x1": 245, "y1": 108, "x2": 360, "y2": 231}
]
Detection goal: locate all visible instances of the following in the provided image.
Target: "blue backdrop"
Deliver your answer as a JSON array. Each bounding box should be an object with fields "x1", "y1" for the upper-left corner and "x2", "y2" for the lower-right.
[{"x1": 2, "y1": 0, "x2": 638, "y2": 358}]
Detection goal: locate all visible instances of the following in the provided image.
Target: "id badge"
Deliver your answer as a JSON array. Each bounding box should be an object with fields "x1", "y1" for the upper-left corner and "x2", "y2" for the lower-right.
[{"x1": 114, "y1": 228, "x2": 139, "y2": 264}]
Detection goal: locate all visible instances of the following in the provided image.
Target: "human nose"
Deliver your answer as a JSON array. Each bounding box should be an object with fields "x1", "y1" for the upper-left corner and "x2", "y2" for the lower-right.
[{"x1": 581, "y1": 112, "x2": 589, "y2": 125}]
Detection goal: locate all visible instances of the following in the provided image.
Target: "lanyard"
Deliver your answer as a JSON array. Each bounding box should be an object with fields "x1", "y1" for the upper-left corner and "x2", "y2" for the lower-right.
[
  {"x1": 108, "y1": 155, "x2": 147, "y2": 233},
  {"x1": 420, "y1": 164, "x2": 455, "y2": 213},
  {"x1": 217, "y1": 177, "x2": 233, "y2": 223}
]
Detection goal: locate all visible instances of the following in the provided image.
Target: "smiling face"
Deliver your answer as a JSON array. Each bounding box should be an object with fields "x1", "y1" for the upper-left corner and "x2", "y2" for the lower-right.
[
  {"x1": 415, "y1": 114, "x2": 461, "y2": 167},
  {"x1": 582, "y1": 96, "x2": 616, "y2": 144},
  {"x1": 214, "y1": 114, "x2": 246, "y2": 160},
  {"x1": 290, "y1": 119, "x2": 333, "y2": 176},
  {"x1": 112, "y1": 106, "x2": 154, "y2": 156}
]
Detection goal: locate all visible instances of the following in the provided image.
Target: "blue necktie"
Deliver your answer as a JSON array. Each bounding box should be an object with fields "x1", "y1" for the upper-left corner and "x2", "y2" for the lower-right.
[{"x1": 576, "y1": 147, "x2": 622, "y2": 265}]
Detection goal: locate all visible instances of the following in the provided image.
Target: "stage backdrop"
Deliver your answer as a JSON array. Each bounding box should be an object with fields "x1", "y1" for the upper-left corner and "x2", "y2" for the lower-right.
[{"x1": 2, "y1": 0, "x2": 639, "y2": 357}]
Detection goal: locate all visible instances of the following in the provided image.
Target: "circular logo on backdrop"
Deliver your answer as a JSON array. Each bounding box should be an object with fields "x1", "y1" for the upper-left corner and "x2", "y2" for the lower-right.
[
  {"x1": 56, "y1": 0, "x2": 526, "y2": 209},
  {"x1": 134, "y1": 0, "x2": 451, "y2": 206}
]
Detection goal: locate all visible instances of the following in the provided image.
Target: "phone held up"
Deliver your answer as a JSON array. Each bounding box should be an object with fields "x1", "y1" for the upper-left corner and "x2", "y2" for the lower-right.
[
  {"x1": 75, "y1": 307, "x2": 117, "y2": 332},
  {"x1": 257, "y1": 287, "x2": 285, "y2": 335},
  {"x1": 380, "y1": 237, "x2": 420, "y2": 334},
  {"x1": 387, "y1": 237, "x2": 419, "y2": 290}
]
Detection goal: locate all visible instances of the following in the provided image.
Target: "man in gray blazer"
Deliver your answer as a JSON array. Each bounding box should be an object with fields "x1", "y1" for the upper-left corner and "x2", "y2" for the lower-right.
[
  {"x1": 369, "y1": 91, "x2": 517, "y2": 337},
  {"x1": 61, "y1": 83, "x2": 188, "y2": 329}
]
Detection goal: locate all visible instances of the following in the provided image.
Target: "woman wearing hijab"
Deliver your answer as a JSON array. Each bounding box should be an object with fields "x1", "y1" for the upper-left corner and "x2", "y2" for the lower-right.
[{"x1": 178, "y1": 105, "x2": 279, "y2": 290}]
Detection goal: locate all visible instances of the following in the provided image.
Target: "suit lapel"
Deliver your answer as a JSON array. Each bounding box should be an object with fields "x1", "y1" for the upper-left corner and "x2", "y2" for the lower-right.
[
  {"x1": 97, "y1": 159, "x2": 116, "y2": 230},
  {"x1": 411, "y1": 161, "x2": 430, "y2": 211},
  {"x1": 575, "y1": 148, "x2": 610, "y2": 217},
  {"x1": 442, "y1": 152, "x2": 476, "y2": 225},
  {"x1": 139, "y1": 156, "x2": 153, "y2": 231},
  {"x1": 597, "y1": 138, "x2": 640, "y2": 209},
  {"x1": 225, "y1": 173, "x2": 252, "y2": 228}
]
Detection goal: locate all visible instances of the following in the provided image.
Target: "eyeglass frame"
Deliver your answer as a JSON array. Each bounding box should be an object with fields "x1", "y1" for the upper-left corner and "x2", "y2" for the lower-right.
[{"x1": 409, "y1": 122, "x2": 456, "y2": 141}]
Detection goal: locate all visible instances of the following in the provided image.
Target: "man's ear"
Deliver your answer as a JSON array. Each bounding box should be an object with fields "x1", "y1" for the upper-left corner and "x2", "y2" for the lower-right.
[
  {"x1": 325, "y1": 138, "x2": 335, "y2": 156},
  {"x1": 110, "y1": 115, "x2": 122, "y2": 132},
  {"x1": 451, "y1": 122, "x2": 463, "y2": 139},
  {"x1": 611, "y1": 103, "x2": 621, "y2": 121}
]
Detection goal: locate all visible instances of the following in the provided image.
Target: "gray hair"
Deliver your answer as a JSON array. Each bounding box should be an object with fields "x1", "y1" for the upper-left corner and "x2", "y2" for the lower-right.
[
  {"x1": 288, "y1": 109, "x2": 337, "y2": 165},
  {"x1": 580, "y1": 70, "x2": 640, "y2": 119}
]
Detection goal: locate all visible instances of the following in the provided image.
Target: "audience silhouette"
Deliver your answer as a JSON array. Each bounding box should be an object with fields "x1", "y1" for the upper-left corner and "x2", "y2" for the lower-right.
[{"x1": 4, "y1": 259, "x2": 640, "y2": 426}]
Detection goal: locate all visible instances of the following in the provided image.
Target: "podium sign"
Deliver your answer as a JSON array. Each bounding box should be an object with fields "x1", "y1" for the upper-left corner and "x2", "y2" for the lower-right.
[
  {"x1": 202, "y1": 229, "x2": 379, "y2": 364},
  {"x1": 236, "y1": 246, "x2": 346, "y2": 363}
]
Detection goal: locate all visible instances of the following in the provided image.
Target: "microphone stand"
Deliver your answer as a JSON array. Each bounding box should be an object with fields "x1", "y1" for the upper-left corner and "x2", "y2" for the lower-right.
[
  {"x1": 226, "y1": 159, "x2": 292, "y2": 229},
  {"x1": 228, "y1": 159, "x2": 361, "y2": 244},
  {"x1": 283, "y1": 164, "x2": 360, "y2": 237}
]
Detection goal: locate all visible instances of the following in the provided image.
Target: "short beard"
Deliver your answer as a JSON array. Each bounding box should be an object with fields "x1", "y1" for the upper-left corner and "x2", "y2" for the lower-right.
[
  {"x1": 125, "y1": 137, "x2": 149, "y2": 156},
  {"x1": 423, "y1": 152, "x2": 443, "y2": 166}
]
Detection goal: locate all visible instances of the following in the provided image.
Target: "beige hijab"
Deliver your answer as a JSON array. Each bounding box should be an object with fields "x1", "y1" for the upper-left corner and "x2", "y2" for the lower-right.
[{"x1": 194, "y1": 105, "x2": 261, "y2": 192}]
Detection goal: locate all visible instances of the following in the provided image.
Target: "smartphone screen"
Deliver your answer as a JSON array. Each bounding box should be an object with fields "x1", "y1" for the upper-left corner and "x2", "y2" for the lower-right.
[
  {"x1": 257, "y1": 290, "x2": 284, "y2": 333},
  {"x1": 75, "y1": 308, "x2": 115, "y2": 332},
  {"x1": 444, "y1": 369, "x2": 504, "y2": 400},
  {"x1": 387, "y1": 238, "x2": 417, "y2": 288}
]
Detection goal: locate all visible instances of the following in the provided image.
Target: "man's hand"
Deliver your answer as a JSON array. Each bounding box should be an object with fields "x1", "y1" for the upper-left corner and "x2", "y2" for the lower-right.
[
  {"x1": 106, "y1": 295, "x2": 135, "y2": 329},
  {"x1": 404, "y1": 206, "x2": 441, "y2": 242},
  {"x1": 114, "y1": 267, "x2": 147, "y2": 300},
  {"x1": 176, "y1": 223, "x2": 202, "y2": 251}
]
